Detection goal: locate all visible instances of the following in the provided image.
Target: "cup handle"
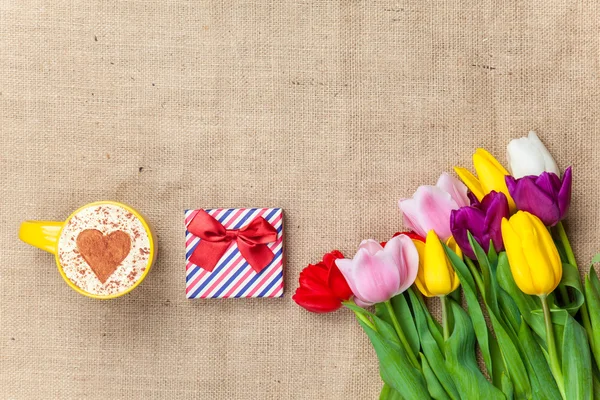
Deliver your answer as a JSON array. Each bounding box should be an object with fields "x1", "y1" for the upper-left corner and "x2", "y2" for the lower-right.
[{"x1": 19, "y1": 220, "x2": 64, "y2": 254}]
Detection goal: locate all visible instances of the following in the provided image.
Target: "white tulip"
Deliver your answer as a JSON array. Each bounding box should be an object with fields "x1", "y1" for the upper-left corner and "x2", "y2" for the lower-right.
[{"x1": 506, "y1": 131, "x2": 560, "y2": 178}]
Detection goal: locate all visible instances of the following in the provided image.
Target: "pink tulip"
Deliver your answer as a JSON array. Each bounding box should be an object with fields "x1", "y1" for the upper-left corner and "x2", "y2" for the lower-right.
[
  {"x1": 399, "y1": 173, "x2": 470, "y2": 241},
  {"x1": 335, "y1": 235, "x2": 419, "y2": 306}
]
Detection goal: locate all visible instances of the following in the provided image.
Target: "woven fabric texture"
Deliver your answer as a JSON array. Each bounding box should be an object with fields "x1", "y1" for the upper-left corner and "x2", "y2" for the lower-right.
[{"x1": 1, "y1": 0, "x2": 599, "y2": 398}]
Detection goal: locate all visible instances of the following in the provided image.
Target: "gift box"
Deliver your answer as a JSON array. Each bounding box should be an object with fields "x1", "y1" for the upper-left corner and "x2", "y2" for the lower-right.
[{"x1": 185, "y1": 208, "x2": 284, "y2": 299}]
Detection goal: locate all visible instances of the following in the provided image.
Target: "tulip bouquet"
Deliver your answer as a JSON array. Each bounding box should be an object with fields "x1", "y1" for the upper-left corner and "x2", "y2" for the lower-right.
[{"x1": 293, "y1": 132, "x2": 600, "y2": 400}]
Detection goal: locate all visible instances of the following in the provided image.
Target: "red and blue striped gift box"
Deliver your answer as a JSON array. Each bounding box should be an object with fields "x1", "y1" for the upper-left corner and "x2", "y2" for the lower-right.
[{"x1": 185, "y1": 208, "x2": 284, "y2": 299}]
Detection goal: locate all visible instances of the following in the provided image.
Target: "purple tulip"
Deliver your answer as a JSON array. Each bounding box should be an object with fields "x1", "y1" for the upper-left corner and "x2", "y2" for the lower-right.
[
  {"x1": 505, "y1": 167, "x2": 572, "y2": 227},
  {"x1": 450, "y1": 191, "x2": 510, "y2": 259}
]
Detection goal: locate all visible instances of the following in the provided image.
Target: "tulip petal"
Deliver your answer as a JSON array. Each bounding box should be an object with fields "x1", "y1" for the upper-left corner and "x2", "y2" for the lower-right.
[
  {"x1": 520, "y1": 213, "x2": 559, "y2": 295},
  {"x1": 394, "y1": 231, "x2": 426, "y2": 242},
  {"x1": 507, "y1": 137, "x2": 548, "y2": 178},
  {"x1": 534, "y1": 172, "x2": 562, "y2": 198},
  {"x1": 335, "y1": 258, "x2": 362, "y2": 299},
  {"x1": 398, "y1": 198, "x2": 427, "y2": 236},
  {"x1": 474, "y1": 148, "x2": 511, "y2": 178},
  {"x1": 527, "y1": 131, "x2": 560, "y2": 176},
  {"x1": 298, "y1": 263, "x2": 331, "y2": 294},
  {"x1": 446, "y1": 235, "x2": 463, "y2": 259},
  {"x1": 359, "y1": 239, "x2": 384, "y2": 256},
  {"x1": 410, "y1": 186, "x2": 456, "y2": 241},
  {"x1": 423, "y1": 230, "x2": 454, "y2": 296},
  {"x1": 292, "y1": 288, "x2": 342, "y2": 313},
  {"x1": 481, "y1": 191, "x2": 509, "y2": 251},
  {"x1": 502, "y1": 216, "x2": 536, "y2": 295},
  {"x1": 526, "y1": 212, "x2": 562, "y2": 292},
  {"x1": 399, "y1": 198, "x2": 428, "y2": 238},
  {"x1": 354, "y1": 297, "x2": 375, "y2": 307},
  {"x1": 450, "y1": 206, "x2": 486, "y2": 258},
  {"x1": 454, "y1": 166, "x2": 485, "y2": 201},
  {"x1": 437, "y1": 172, "x2": 470, "y2": 208},
  {"x1": 507, "y1": 175, "x2": 560, "y2": 226},
  {"x1": 323, "y1": 250, "x2": 344, "y2": 269},
  {"x1": 412, "y1": 240, "x2": 434, "y2": 297},
  {"x1": 384, "y1": 234, "x2": 419, "y2": 294},
  {"x1": 446, "y1": 236, "x2": 462, "y2": 292},
  {"x1": 328, "y1": 263, "x2": 353, "y2": 300},
  {"x1": 351, "y1": 249, "x2": 401, "y2": 304},
  {"x1": 454, "y1": 205, "x2": 487, "y2": 238},
  {"x1": 473, "y1": 148, "x2": 516, "y2": 211},
  {"x1": 467, "y1": 192, "x2": 480, "y2": 205},
  {"x1": 557, "y1": 167, "x2": 573, "y2": 219}
]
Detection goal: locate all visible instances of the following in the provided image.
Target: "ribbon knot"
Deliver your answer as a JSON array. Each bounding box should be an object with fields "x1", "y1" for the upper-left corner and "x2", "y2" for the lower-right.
[{"x1": 188, "y1": 210, "x2": 278, "y2": 273}]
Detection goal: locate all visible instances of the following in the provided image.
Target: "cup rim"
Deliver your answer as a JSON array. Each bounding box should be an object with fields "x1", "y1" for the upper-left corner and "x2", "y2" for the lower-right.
[{"x1": 54, "y1": 201, "x2": 156, "y2": 300}]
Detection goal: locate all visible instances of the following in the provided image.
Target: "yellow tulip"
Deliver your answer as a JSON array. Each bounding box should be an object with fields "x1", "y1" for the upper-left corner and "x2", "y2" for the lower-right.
[
  {"x1": 501, "y1": 211, "x2": 562, "y2": 296},
  {"x1": 413, "y1": 231, "x2": 461, "y2": 297},
  {"x1": 454, "y1": 148, "x2": 516, "y2": 212}
]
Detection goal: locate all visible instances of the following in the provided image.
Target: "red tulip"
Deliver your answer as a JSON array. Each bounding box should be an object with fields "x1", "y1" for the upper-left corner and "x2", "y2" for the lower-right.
[
  {"x1": 293, "y1": 250, "x2": 353, "y2": 313},
  {"x1": 381, "y1": 231, "x2": 425, "y2": 247}
]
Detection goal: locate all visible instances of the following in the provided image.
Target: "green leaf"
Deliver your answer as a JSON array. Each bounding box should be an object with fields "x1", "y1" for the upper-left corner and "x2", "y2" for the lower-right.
[
  {"x1": 344, "y1": 301, "x2": 370, "y2": 315},
  {"x1": 372, "y1": 313, "x2": 403, "y2": 347},
  {"x1": 443, "y1": 300, "x2": 505, "y2": 400},
  {"x1": 468, "y1": 232, "x2": 499, "y2": 314},
  {"x1": 497, "y1": 289, "x2": 521, "y2": 335},
  {"x1": 379, "y1": 383, "x2": 404, "y2": 400},
  {"x1": 357, "y1": 315, "x2": 430, "y2": 400},
  {"x1": 554, "y1": 238, "x2": 568, "y2": 265},
  {"x1": 465, "y1": 240, "x2": 533, "y2": 397},
  {"x1": 592, "y1": 373, "x2": 600, "y2": 400},
  {"x1": 376, "y1": 293, "x2": 420, "y2": 356},
  {"x1": 375, "y1": 303, "x2": 389, "y2": 321},
  {"x1": 590, "y1": 265, "x2": 600, "y2": 298},
  {"x1": 592, "y1": 253, "x2": 600, "y2": 265},
  {"x1": 500, "y1": 373, "x2": 514, "y2": 400},
  {"x1": 449, "y1": 286, "x2": 462, "y2": 304},
  {"x1": 468, "y1": 237, "x2": 531, "y2": 398},
  {"x1": 488, "y1": 240, "x2": 498, "y2": 269},
  {"x1": 490, "y1": 337, "x2": 510, "y2": 396},
  {"x1": 444, "y1": 244, "x2": 494, "y2": 378},
  {"x1": 585, "y1": 269, "x2": 600, "y2": 373},
  {"x1": 345, "y1": 301, "x2": 379, "y2": 329},
  {"x1": 421, "y1": 353, "x2": 452, "y2": 400},
  {"x1": 517, "y1": 319, "x2": 562, "y2": 400},
  {"x1": 556, "y1": 262, "x2": 585, "y2": 316},
  {"x1": 496, "y1": 252, "x2": 546, "y2": 338},
  {"x1": 408, "y1": 289, "x2": 460, "y2": 400},
  {"x1": 413, "y1": 290, "x2": 444, "y2": 350},
  {"x1": 487, "y1": 311, "x2": 531, "y2": 398},
  {"x1": 562, "y1": 315, "x2": 593, "y2": 400}
]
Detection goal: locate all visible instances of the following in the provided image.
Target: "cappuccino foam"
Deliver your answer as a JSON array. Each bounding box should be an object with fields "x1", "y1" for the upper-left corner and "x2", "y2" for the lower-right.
[{"x1": 58, "y1": 204, "x2": 151, "y2": 296}]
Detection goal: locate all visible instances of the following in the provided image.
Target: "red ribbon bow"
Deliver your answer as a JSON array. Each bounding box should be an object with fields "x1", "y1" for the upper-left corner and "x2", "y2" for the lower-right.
[{"x1": 188, "y1": 210, "x2": 278, "y2": 273}]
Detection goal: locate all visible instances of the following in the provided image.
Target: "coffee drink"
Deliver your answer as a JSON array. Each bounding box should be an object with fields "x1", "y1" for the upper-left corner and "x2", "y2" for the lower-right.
[{"x1": 58, "y1": 204, "x2": 151, "y2": 296}]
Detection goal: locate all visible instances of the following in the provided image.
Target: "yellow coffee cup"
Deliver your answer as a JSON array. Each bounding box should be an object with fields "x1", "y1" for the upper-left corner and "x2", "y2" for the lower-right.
[{"x1": 19, "y1": 201, "x2": 156, "y2": 299}]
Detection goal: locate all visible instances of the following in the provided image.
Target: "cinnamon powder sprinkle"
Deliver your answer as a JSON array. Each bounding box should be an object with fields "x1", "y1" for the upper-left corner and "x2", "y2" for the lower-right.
[{"x1": 58, "y1": 204, "x2": 151, "y2": 296}]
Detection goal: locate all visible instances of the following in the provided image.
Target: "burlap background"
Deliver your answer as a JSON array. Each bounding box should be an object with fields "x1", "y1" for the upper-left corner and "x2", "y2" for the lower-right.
[{"x1": 1, "y1": 0, "x2": 599, "y2": 398}]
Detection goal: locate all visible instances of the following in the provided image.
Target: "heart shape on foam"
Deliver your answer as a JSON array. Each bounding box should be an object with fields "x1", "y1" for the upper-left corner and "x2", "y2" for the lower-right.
[{"x1": 76, "y1": 229, "x2": 131, "y2": 283}]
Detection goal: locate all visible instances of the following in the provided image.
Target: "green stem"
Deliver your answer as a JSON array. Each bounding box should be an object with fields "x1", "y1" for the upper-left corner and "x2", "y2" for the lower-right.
[
  {"x1": 465, "y1": 257, "x2": 485, "y2": 296},
  {"x1": 557, "y1": 284, "x2": 570, "y2": 307},
  {"x1": 556, "y1": 221, "x2": 577, "y2": 268},
  {"x1": 556, "y1": 221, "x2": 594, "y2": 347},
  {"x1": 540, "y1": 294, "x2": 566, "y2": 399},
  {"x1": 384, "y1": 300, "x2": 420, "y2": 370},
  {"x1": 355, "y1": 310, "x2": 376, "y2": 331},
  {"x1": 441, "y1": 295, "x2": 450, "y2": 341},
  {"x1": 342, "y1": 300, "x2": 377, "y2": 331},
  {"x1": 581, "y1": 301, "x2": 594, "y2": 345}
]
